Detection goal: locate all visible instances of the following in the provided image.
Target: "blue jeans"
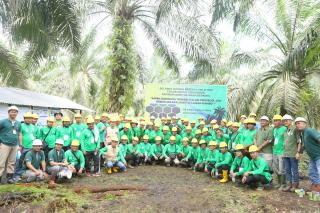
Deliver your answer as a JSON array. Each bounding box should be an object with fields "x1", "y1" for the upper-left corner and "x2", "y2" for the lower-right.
[
  {"x1": 15, "y1": 148, "x2": 31, "y2": 177},
  {"x1": 283, "y1": 157, "x2": 299, "y2": 183},
  {"x1": 308, "y1": 158, "x2": 320, "y2": 185},
  {"x1": 105, "y1": 161, "x2": 126, "y2": 171}
]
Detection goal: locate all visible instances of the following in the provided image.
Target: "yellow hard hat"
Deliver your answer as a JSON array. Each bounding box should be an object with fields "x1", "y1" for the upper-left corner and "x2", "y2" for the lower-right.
[
  {"x1": 154, "y1": 123, "x2": 160, "y2": 128},
  {"x1": 140, "y1": 117, "x2": 145, "y2": 121},
  {"x1": 249, "y1": 145, "x2": 259, "y2": 153},
  {"x1": 132, "y1": 136, "x2": 139, "y2": 141},
  {"x1": 219, "y1": 142, "x2": 228, "y2": 148},
  {"x1": 240, "y1": 115, "x2": 247, "y2": 119},
  {"x1": 131, "y1": 119, "x2": 138, "y2": 124},
  {"x1": 110, "y1": 117, "x2": 117, "y2": 122},
  {"x1": 235, "y1": 144, "x2": 245, "y2": 150},
  {"x1": 124, "y1": 123, "x2": 131, "y2": 129},
  {"x1": 243, "y1": 119, "x2": 249, "y2": 124},
  {"x1": 190, "y1": 120, "x2": 196, "y2": 124},
  {"x1": 208, "y1": 141, "x2": 218, "y2": 146},
  {"x1": 199, "y1": 139, "x2": 206, "y2": 145},
  {"x1": 147, "y1": 121, "x2": 153, "y2": 126},
  {"x1": 71, "y1": 140, "x2": 80, "y2": 146},
  {"x1": 195, "y1": 129, "x2": 201, "y2": 134},
  {"x1": 47, "y1": 117, "x2": 54, "y2": 122},
  {"x1": 213, "y1": 125, "x2": 219, "y2": 129},
  {"x1": 155, "y1": 136, "x2": 162, "y2": 141},
  {"x1": 31, "y1": 113, "x2": 39, "y2": 119},
  {"x1": 210, "y1": 119, "x2": 217, "y2": 124},
  {"x1": 23, "y1": 112, "x2": 33, "y2": 118},
  {"x1": 249, "y1": 113, "x2": 257, "y2": 117},
  {"x1": 186, "y1": 126, "x2": 192, "y2": 130},
  {"x1": 170, "y1": 136, "x2": 176, "y2": 141},
  {"x1": 226, "y1": 121, "x2": 233, "y2": 127},
  {"x1": 94, "y1": 115, "x2": 100, "y2": 120},
  {"x1": 172, "y1": 127, "x2": 178, "y2": 132},
  {"x1": 111, "y1": 136, "x2": 119, "y2": 142},
  {"x1": 121, "y1": 135, "x2": 128, "y2": 140},
  {"x1": 74, "y1": 113, "x2": 82, "y2": 118},
  {"x1": 62, "y1": 117, "x2": 71, "y2": 122},
  {"x1": 191, "y1": 138, "x2": 198, "y2": 143},
  {"x1": 143, "y1": 135, "x2": 149, "y2": 140},
  {"x1": 86, "y1": 117, "x2": 94, "y2": 124},
  {"x1": 273, "y1": 114, "x2": 282, "y2": 120},
  {"x1": 198, "y1": 116, "x2": 204, "y2": 120},
  {"x1": 182, "y1": 137, "x2": 188, "y2": 142},
  {"x1": 247, "y1": 118, "x2": 256, "y2": 124},
  {"x1": 199, "y1": 121, "x2": 205, "y2": 125},
  {"x1": 140, "y1": 121, "x2": 146, "y2": 126},
  {"x1": 232, "y1": 122, "x2": 240, "y2": 128},
  {"x1": 101, "y1": 113, "x2": 109, "y2": 117},
  {"x1": 166, "y1": 117, "x2": 171, "y2": 121},
  {"x1": 184, "y1": 118, "x2": 189, "y2": 123},
  {"x1": 161, "y1": 117, "x2": 166, "y2": 120},
  {"x1": 202, "y1": 127, "x2": 208, "y2": 132},
  {"x1": 163, "y1": 126, "x2": 169, "y2": 131},
  {"x1": 221, "y1": 119, "x2": 227, "y2": 123}
]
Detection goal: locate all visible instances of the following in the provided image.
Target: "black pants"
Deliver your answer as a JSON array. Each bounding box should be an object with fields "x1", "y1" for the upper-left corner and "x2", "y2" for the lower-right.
[
  {"x1": 196, "y1": 163, "x2": 205, "y2": 172},
  {"x1": 245, "y1": 174, "x2": 268, "y2": 187},
  {"x1": 181, "y1": 157, "x2": 196, "y2": 168},
  {"x1": 126, "y1": 154, "x2": 140, "y2": 166},
  {"x1": 207, "y1": 162, "x2": 216, "y2": 173},
  {"x1": 84, "y1": 151, "x2": 99, "y2": 173},
  {"x1": 150, "y1": 155, "x2": 164, "y2": 165},
  {"x1": 217, "y1": 164, "x2": 230, "y2": 174}
]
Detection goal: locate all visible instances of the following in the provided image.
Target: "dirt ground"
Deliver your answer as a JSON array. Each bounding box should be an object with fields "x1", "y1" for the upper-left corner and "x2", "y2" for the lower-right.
[{"x1": 1, "y1": 165, "x2": 319, "y2": 213}]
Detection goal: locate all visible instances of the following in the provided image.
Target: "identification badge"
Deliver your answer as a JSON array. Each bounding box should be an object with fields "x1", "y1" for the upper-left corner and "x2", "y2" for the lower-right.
[
  {"x1": 90, "y1": 139, "x2": 94, "y2": 144},
  {"x1": 274, "y1": 138, "x2": 279, "y2": 145},
  {"x1": 239, "y1": 167, "x2": 244, "y2": 172},
  {"x1": 12, "y1": 129, "x2": 17, "y2": 135},
  {"x1": 76, "y1": 132, "x2": 80, "y2": 137},
  {"x1": 30, "y1": 134, "x2": 35, "y2": 140},
  {"x1": 64, "y1": 135, "x2": 69, "y2": 141}
]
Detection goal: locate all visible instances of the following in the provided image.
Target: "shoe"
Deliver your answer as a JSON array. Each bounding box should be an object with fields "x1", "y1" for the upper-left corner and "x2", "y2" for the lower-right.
[
  {"x1": 107, "y1": 168, "x2": 112, "y2": 174},
  {"x1": 113, "y1": 167, "x2": 118, "y2": 173},
  {"x1": 128, "y1": 165, "x2": 134, "y2": 169},
  {"x1": 282, "y1": 183, "x2": 292, "y2": 192},
  {"x1": 278, "y1": 175, "x2": 286, "y2": 191},
  {"x1": 256, "y1": 186, "x2": 264, "y2": 191},
  {"x1": 7, "y1": 174, "x2": 15, "y2": 184},
  {"x1": 66, "y1": 170, "x2": 73, "y2": 179},
  {"x1": 85, "y1": 172, "x2": 91, "y2": 177},
  {"x1": 219, "y1": 170, "x2": 229, "y2": 183},
  {"x1": 92, "y1": 173, "x2": 101, "y2": 177},
  {"x1": 290, "y1": 182, "x2": 299, "y2": 192}
]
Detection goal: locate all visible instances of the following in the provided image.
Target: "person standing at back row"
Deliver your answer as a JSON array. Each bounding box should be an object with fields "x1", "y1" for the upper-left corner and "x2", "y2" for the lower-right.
[{"x1": 0, "y1": 106, "x2": 22, "y2": 184}]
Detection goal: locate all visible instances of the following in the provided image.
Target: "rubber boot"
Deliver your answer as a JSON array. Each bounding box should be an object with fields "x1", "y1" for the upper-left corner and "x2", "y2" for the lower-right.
[
  {"x1": 219, "y1": 170, "x2": 229, "y2": 183},
  {"x1": 278, "y1": 175, "x2": 286, "y2": 191},
  {"x1": 274, "y1": 175, "x2": 281, "y2": 189},
  {"x1": 282, "y1": 182, "x2": 292, "y2": 192},
  {"x1": 7, "y1": 173, "x2": 15, "y2": 184},
  {"x1": 107, "y1": 168, "x2": 112, "y2": 174},
  {"x1": 290, "y1": 182, "x2": 299, "y2": 192},
  {"x1": 113, "y1": 167, "x2": 118, "y2": 173}
]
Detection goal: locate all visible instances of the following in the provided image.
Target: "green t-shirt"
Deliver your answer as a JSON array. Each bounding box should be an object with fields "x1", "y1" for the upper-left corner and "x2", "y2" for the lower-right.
[
  {"x1": 273, "y1": 126, "x2": 287, "y2": 155},
  {"x1": 64, "y1": 149, "x2": 85, "y2": 168},
  {"x1": 303, "y1": 128, "x2": 320, "y2": 161},
  {"x1": 283, "y1": 127, "x2": 299, "y2": 157},
  {"x1": 24, "y1": 150, "x2": 45, "y2": 170},
  {"x1": 255, "y1": 126, "x2": 274, "y2": 154},
  {"x1": 0, "y1": 118, "x2": 21, "y2": 146},
  {"x1": 39, "y1": 126, "x2": 57, "y2": 148},
  {"x1": 71, "y1": 123, "x2": 86, "y2": 141},
  {"x1": 56, "y1": 126, "x2": 73, "y2": 147},
  {"x1": 230, "y1": 156, "x2": 250, "y2": 176},
  {"x1": 241, "y1": 129, "x2": 257, "y2": 146},
  {"x1": 48, "y1": 149, "x2": 65, "y2": 166},
  {"x1": 21, "y1": 123, "x2": 37, "y2": 149}
]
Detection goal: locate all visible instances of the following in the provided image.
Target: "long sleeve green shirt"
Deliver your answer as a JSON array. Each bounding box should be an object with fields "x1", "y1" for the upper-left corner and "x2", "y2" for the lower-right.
[
  {"x1": 149, "y1": 144, "x2": 164, "y2": 157},
  {"x1": 138, "y1": 142, "x2": 152, "y2": 155},
  {"x1": 248, "y1": 157, "x2": 272, "y2": 182},
  {"x1": 80, "y1": 128, "x2": 99, "y2": 152},
  {"x1": 215, "y1": 151, "x2": 233, "y2": 167},
  {"x1": 196, "y1": 147, "x2": 210, "y2": 164},
  {"x1": 230, "y1": 156, "x2": 250, "y2": 176},
  {"x1": 162, "y1": 143, "x2": 181, "y2": 158},
  {"x1": 185, "y1": 146, "x2": 200, "y2": 161},
  {"x1": 64, "y1": 150, "x2": 85, "y2": 168}
]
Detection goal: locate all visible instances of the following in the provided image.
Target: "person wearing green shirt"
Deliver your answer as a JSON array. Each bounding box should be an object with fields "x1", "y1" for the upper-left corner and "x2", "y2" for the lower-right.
[
  {"x1": 130, "y1": 119, "x2": 138, "y2": 136},
  {"x1": 119, "y1": 135, "x2": 129, "y2": 158},
  {"x1": 230, "y1": 144, "x2": 250, "y2": 185},
  {"x1": 135, "y1": 122, "x2": 146, "y2": 141},
  {"x1": 216, "y1": 128, "x2": 230, "y2": 146},
  {"x1": 241, "y1": 118, "x2": 257, "y2": 150},
  {"x1": 56, "y1": 117, "x2": 73, "y2": 151},
  {"x1": 220, "y1": 119, "x2": 228, "y2": 134},
  {"x1": 242, "y1": 145, "x2": 272, "y2": 190},
  {"x1": 205, "y1": 141, "x2": 219, "y2": 176},
  {"x1": 126, "y1": 137, "x2": 140, "y2": 167},
  {"x1": 149, "y1": 136, "x2": 164, "y2": 165},
  {"x1": 162, "y1": 126, "x2": 172, "y2": 145},
  {"x1": 149, "y1": 123, "x2": 163, "y2": 144},
  {"x1": 272, "y1": 115, "x2": 287, "y2": 190},
  {"x1": 39, "y1": 117, "x2": 57, "y2": 157},
  {"x1": 178, "y1": 137, "x2": 191, "y2": 162},
  {"x1": 190, "y1": 120, "x2": 197, "y2": 134},
  {"x1": 96, "y1": 114, "x2": 109, "y2": 147},
  {"x1": 194, "y1": 129, "x2": 202, "y2": 142},
  {"x1": 295, "y1": 117, "x2": 320, "y2": 193},
  {"x1": 138, "y1": 135, "x2": 152, "y2": 165},
  {"x1": 163, "y1": 136, "x2": 181, "y2": 167},
  {"x1": 215, "y1": 142, "x2": 233, "y2": 183},
  {"x1": 201, "y1": 128, "x2": 212, "y2": 145},
  {"x1": 0, "y1": 105, "x2": 21, "y2": 184},
  {"x1": 119, "y1": 123, "x2": 133, "y2": 144},
  {"x1": 53, "y1": 112, "x2": 63, "y2": 127},
  {"x1": 31, "y1": 113, "x2": 40, "y2": 139},
  {"x1": 145, "y1": 122, "x2": 154, "y2": 136},
  {"x1": 171, "y1": 127, "x2": 182, "y2": 146},
  {"x1": 23, "y1": 139, "x2": 47, "y2": 183},
  {"x1": 47, "y1": 139, "x2": 70, "y2": 185},
  {"x1": 70, "y1": 114, "x2": 85, "y2": 142},
  {"x1": 80, "y1": 118, "x2": 100, "y2": 177},
  {"x1": 181, "y1": 126, "x2": 194, "y2": 145},
  {"x1": 238, "y1": 115, "x2": 247, "y2": 134},
  {"x1": 195, "y1": 139, "x2": 209, "y2": 172},
  {"x1": 65, "y1": 140, "x2": 85, "y2": 175},
  {"x1": 229, "y1": 122, "x2": 243, "y2": 155},
  {"x1": 100, "y1": 136, "x2": 127, "y2": 174},
  {"x1": 254, "y1": 116, "x2": 274, "y2": 171},
  {"x1": 282, "y1": 115, "x2": 301, "y2": 192},
  {"x1": 181, "y1": 138, "x2": 199, "y2": 169}
]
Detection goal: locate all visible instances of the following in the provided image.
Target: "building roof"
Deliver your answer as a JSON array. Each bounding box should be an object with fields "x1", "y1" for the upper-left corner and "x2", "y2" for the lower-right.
[{"x1": 0, "y1": 87, "x2": 93, "y2": 112}]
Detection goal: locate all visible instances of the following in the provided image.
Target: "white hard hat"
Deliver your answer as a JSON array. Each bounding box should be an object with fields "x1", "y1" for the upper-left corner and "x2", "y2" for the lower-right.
[
  {"x1": 55, "y1": 139, "x2": 64, "y2": 145},
  {"x1": 260, "y1": 116, "x2": 269, "y2": 121},
  {"x1": 295, "y1": 117, "x2": 307, "y2": 123},
  {"x1": 32, "y1": 139, "x2": 43, "y2": 146},
  {"x1": 282, "y1": 114, "x2": 293, "y2": 120},
  {"x1": 150, "y1": 116, "x2": 155, "y2": 119},
  {"x1": 8, "y1": 105, "x2": 19, "y2": 112}
]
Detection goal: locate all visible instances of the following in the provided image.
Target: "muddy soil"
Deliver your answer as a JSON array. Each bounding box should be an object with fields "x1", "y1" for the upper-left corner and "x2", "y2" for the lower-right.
[{"x1": 1, "y1": 165, "x2": 319, "y2": 213}]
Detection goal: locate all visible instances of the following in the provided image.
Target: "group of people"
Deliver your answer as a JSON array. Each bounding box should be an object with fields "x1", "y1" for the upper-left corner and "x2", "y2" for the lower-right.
[{"x1": 0, "y1": 106, "x2": 319, "y2": 194}]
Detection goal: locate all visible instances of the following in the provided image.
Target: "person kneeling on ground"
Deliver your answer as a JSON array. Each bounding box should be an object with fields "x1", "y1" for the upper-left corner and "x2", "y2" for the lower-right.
[
  {"x1": 23, "y1": 139, "x2": 48, "y2": 183},
  {"x1": 195, "y1": 140, "x2": 209, "y2": 172},
  {"x1": 215, "y1": 142, "x2": 233, "y2": 183},
  {"x1": 205, "y1": 141, "x2": 219, "y2": 176},
  {"x1": 47, "y1": 139, "x2": 72, "y2": 185},
  {"x1": 100, "y1": 136, "x2": 127, "y2": 174},
  {"x1": 242, "y1": 145, "x2": 272, "y2": 190},
  {"x1": 230, "y1": 144, "x2": 250, "y2": 185},
  {"x1": 126, "y1": 137, "x2": 140, "y2": 167},
  {"x1": 181, "y1": 138, "x2": 199, "y2": 169},
  {"x1": 65, "y1": 140, "x2": 85, "y2": 176},
  {"x1": 178, "y1": 137, "x2": 191, "y2": 164},
  {"x1": 149, "y1": 136, "x2": 164, "y2": 165},
  {"x1": 138, "y1": 135, "x2": 152, "y2": 165},
  {"x1": 163, "y1": 136, "x2": 181, "y2": 167}
]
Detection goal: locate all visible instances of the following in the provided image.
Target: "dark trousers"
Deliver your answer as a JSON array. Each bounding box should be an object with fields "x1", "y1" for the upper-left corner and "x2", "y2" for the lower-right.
[
  {"x1": 150, "y1": 155, "x2": 164, "y2": 165},
  {"x1": 15, "y1": 148, "x2": 31, "y2": 177},
  {"x1": 181, "y1": 157, "x2": 196, "y2": 168},
  {"x1": 217, "y1": 164, "x2": 230, "y2": 174},
  {"x1": 196, "y1": 163, "x2": 205, "y2": 172},
  {"x1": 207, "y1": 162, "x2": 216, "y2": 173},
  {"x1": 126, "y1": 154, "x2": 140, "y2": 166},
  {"x1": 245, "y1": 174, "x2": 269, "y2": 187},
  {"x1": 84, "y1": 151, "x2": 99, "y2": 173}
]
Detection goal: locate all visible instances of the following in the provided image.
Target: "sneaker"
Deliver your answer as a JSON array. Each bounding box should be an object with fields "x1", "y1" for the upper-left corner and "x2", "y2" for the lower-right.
[
  {"x1": 66, "y1": 170, "x2": 72, "y2": 179},
  {"x1": 92, "y1": 173, "x2": 101, "y2": 177},
  {"x1": 256, "y1": 186, "x2": 264, "y2": 191}
]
